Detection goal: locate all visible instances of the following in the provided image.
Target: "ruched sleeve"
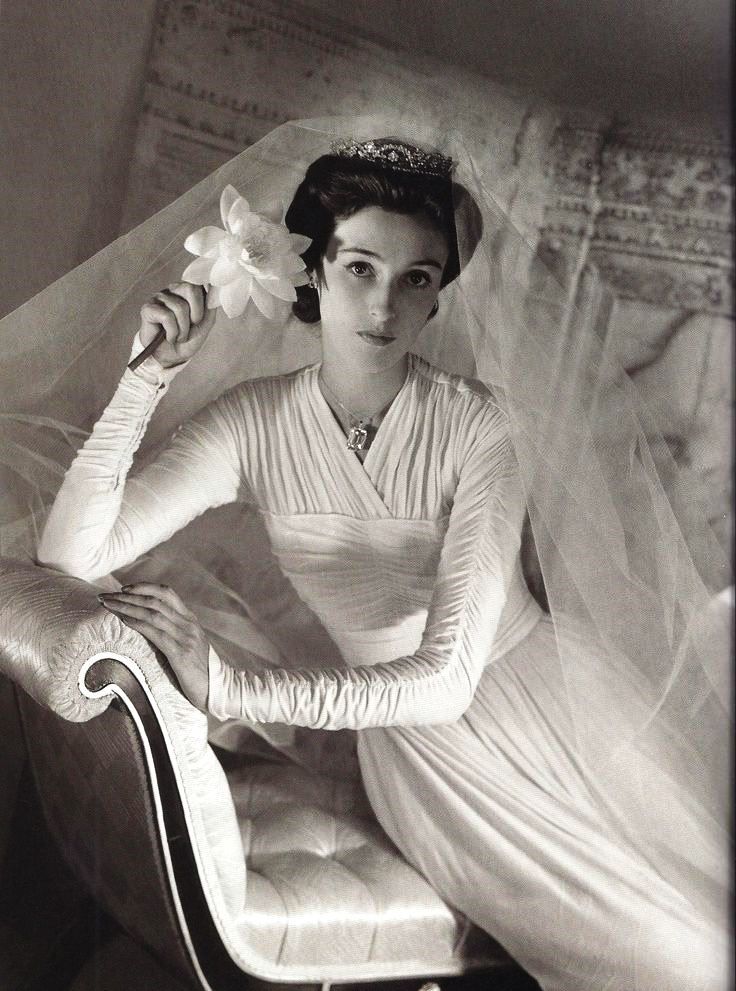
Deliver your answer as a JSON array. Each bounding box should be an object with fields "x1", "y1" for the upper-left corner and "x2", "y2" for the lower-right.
[
  {"x1": 208, "y1": 402, "x2": 525, "y2": 729},
  {"x1": 37, "y1": 340, "x2": 247, "y2": 582}
]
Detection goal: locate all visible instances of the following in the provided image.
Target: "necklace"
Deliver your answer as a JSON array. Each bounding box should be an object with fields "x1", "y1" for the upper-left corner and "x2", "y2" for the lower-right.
[{"x1": 318, "y1": 374, "x2": 387, "y2": 452}]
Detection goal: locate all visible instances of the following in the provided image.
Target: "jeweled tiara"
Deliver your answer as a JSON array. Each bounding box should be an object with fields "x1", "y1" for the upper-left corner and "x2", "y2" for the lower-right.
[{"x1": 331, "y1": 138, "x2": 455, "y2": 178}]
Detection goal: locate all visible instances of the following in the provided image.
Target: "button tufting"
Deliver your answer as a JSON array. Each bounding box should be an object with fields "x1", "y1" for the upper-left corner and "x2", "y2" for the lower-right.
[{"x1": 224, "y1": 761, "x2": 501, "y2": 970}]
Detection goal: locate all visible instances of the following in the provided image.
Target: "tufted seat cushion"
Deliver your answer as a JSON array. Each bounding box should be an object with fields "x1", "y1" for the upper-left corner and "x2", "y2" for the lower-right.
[{"x1": 225, "y1": 757, "x2": 496, "y2": 972}]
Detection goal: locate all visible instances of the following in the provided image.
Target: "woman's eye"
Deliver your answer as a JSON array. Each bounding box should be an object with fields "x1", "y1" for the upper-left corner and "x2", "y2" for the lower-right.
[
  {"x1": 347, "y1": 261, "x2": 372, "y2": 277},
  {"x1": 406, "y1": 270, "x2": 432, "y2": 288}
]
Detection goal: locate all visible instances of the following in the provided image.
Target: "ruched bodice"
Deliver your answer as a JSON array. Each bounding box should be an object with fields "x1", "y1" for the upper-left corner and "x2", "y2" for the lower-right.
[
  {"x1": 216, "y1": 354, "x2": 506, "y2": 520},
  {"x1": 263, "y1": 513, "x2": 445, "y2": 665},
  {"x1": 265, "y1": 512, "x2": 538, "y2": 668}
]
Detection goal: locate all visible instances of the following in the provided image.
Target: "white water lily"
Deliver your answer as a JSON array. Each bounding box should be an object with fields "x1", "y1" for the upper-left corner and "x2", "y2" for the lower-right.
[{"x1": 182, "y1": 185, "x2": 312, "y2": 320}]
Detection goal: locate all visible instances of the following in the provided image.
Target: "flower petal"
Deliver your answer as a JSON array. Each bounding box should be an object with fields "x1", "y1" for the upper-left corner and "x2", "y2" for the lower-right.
[
  {"x1": 220, "y1": 186, "x2": 242, "y2": 229},
  {"x1": 256, "y1": 275, "x2": 297, "y2": 302},
  {"x1": 273, "y1": 254, "x2": 309, "y2": 276},
  {"x1": 184, "y1": 226, "x2": 226, "y2": 256},
  {"x1": 260, "y1": 201, "x2": 285, "y2": 225},
  {"x1": 220, "y1": 279, "x2": 252, "y2": 319},
  {"x1": 250, "y1": 279, "x2": 283, "y2": 319},
  {"x1": 227, "y1": 195, "x2": 253, "y2": 234},
  {"x1": 206, "y1": 285, "x2": 221, "y2": 309},
  {"x1": 292, "y1": 270, "x2": 310, "y2": 287},
  {"x1": 181, "y1": 255, "x2": 216, "y2": 284},
  {"x1": 210, "y1": 257, "x2": 245, "y2": 287},
  {"x1": 289, "y1": 233, "x2": 312, "y2": 254}
]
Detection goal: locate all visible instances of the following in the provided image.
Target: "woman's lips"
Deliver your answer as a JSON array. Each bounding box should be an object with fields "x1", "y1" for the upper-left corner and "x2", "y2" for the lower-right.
[{"x1": 357, "y1": 331, "x2": 396, "y2": 347}]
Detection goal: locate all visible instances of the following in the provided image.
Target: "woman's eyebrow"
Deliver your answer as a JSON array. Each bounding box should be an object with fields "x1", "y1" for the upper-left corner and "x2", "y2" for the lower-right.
[{"x1": 337, "y1": 247, "x2": 443, "y2": 269}]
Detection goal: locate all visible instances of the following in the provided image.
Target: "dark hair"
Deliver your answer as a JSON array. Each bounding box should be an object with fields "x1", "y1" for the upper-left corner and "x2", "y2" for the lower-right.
[{"x1": 284, "y1": 148, "x2": 483, "y2": 323}]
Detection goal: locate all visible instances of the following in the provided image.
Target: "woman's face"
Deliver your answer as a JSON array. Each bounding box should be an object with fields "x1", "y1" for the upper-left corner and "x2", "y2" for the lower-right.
[{"x1": 317, "y1": 206, "x2": 450, "y2": 374}]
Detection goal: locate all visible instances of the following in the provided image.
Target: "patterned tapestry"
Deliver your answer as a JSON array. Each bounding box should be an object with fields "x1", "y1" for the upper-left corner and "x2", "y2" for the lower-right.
[
  {"x1": 120, "y1": 0, "x2": 543, "y2": 230},
  {"x1": 540, "y1": 117, "x2": 732, "y2": 576},
  {"x1": 122, "y1": 0, "x2": 733, "y2": 580}
]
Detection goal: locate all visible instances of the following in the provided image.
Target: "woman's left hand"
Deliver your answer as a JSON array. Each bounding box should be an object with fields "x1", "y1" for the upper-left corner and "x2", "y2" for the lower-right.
[{"x1": 98, "y1": 583, "x2": 209, "y2": 712}]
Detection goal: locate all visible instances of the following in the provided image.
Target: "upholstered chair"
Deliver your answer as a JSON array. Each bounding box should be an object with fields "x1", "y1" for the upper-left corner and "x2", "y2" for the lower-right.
[{"x1": 0, "y1": 556, "x2": 536, "y2": 991}]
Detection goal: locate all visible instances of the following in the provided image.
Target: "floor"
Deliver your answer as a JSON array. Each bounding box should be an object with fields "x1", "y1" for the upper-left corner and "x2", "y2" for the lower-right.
[{"x1": 0, "y1": 764, "x2": 540, "y2": 991}]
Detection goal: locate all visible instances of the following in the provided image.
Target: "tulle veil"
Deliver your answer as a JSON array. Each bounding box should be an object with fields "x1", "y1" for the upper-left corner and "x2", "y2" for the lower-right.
[{"x1": 0, "y1": 114, "x2": 730, "y2": 934}]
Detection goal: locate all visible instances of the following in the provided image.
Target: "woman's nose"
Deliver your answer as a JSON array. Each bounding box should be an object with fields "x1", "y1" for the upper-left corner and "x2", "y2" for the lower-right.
[{"x1": 368, "y1": 284, "x2": 396, "y2": 323}]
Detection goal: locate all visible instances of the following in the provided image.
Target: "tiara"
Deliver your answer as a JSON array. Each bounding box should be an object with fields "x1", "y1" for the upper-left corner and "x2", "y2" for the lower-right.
[{"x1": 331, "y1": 138, "x2": 455, "y2": 178}]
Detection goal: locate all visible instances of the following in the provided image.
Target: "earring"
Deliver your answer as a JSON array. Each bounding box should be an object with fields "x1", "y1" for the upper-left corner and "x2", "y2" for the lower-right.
[{"x1": 308, "y1": 273, "x2": 319, "y2": 290}]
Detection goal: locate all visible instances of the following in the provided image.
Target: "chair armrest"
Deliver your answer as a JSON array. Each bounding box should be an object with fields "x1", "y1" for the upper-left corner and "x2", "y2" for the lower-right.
[
  {"x1": 3, "y1": 555, "x2": 248, "y2": 962},
  {"x1": 0, "y1": 556, "x2": 161, "y2": 722}
]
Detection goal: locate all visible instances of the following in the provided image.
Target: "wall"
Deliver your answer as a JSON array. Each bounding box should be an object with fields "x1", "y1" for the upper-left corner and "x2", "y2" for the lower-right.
[
  {"x1": 0, "y1": 0, "x2": 157, "y2": 936},
  {"x1": 312, "y1": 0, "x2": 733, "y2": 123},
  {"x1": 0, "y1": 1, "x2": 157, "y2": 317}
]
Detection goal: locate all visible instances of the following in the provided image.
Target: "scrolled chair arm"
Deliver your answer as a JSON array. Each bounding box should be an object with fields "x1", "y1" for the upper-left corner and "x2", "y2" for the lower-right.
[
  {"x1": 0, "y1": 555, "x2": 168, "y2": 722},
  {"x1": 0, "y1": 554, "x2": 249, "y2": 986}
]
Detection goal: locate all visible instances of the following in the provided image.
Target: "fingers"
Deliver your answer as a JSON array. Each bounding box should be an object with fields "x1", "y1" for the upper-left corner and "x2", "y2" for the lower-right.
[
  {"x1": 109, "y1": 611, "x2": 181, "y2": 662},
  {"x1": 98, "y1": 593, "x2": 183, "y2": 638},
  {"x1": 140, "y1": 283, "x2": 207, "y2": 345},
  {"x1": 170, "y1": 282, "x2": 206, "y2": 326},
  {"x1": 154, "y1": 289, "x2": 191, "y2": 343},
  {"x1": 140, "y1": 299, "x2": 180, "y2": 345},
  {"x1": 119, "y1": 582, "x2": 195, "y2": 620},
  {"x1": 100, "y1": 592, "x2": 179, "y2": 624},
  {"x1": 98, "y1": 583, "x2": 200, "y2": 653}
]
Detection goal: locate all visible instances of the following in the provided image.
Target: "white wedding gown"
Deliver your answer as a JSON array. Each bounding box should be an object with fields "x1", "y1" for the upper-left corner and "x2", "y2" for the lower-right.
[{"x1": 38, "y1": 344, "x2": 728, "y2": 991}]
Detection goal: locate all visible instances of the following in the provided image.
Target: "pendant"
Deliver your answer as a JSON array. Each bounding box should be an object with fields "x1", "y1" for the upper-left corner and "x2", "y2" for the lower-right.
[{"x1": 347, "y1": 424, "x2": 369, "y2": 451}]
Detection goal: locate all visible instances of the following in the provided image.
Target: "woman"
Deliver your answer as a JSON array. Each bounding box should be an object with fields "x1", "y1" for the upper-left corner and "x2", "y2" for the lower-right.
[{"x1": 32, "y1": 132, "x2": 729, "y2": 990}]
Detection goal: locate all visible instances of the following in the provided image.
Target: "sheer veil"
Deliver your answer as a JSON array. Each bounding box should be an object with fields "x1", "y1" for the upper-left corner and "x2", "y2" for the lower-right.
[{"x1": 0, "y1": 115, "x2": 730, "y2": 930}]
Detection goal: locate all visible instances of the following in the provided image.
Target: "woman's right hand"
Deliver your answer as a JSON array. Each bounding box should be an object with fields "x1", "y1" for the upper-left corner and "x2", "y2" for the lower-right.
[{"x1": 138, "y1": 282, "x2": 217, "y2": 368}]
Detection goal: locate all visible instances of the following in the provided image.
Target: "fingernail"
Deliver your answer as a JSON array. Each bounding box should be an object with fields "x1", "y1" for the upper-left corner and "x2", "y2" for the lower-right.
[{"x1": 121, "y1": 585, "x2": 132, "y2": 591}]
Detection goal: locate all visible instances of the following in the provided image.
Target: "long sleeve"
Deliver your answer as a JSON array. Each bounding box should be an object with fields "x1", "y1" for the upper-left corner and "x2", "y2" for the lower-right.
[
  {"x1": 208, "y1": 403, "x2": 524, "y2": 729},
  {"x1": 37, "y1": 340, "x2": 247, "y2": 582}
]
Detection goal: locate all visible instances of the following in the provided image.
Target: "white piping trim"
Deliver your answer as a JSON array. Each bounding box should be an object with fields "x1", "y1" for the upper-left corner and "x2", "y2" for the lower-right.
[{"x1": 79, "y1": 652, "x2": 214, "y2": 991}]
